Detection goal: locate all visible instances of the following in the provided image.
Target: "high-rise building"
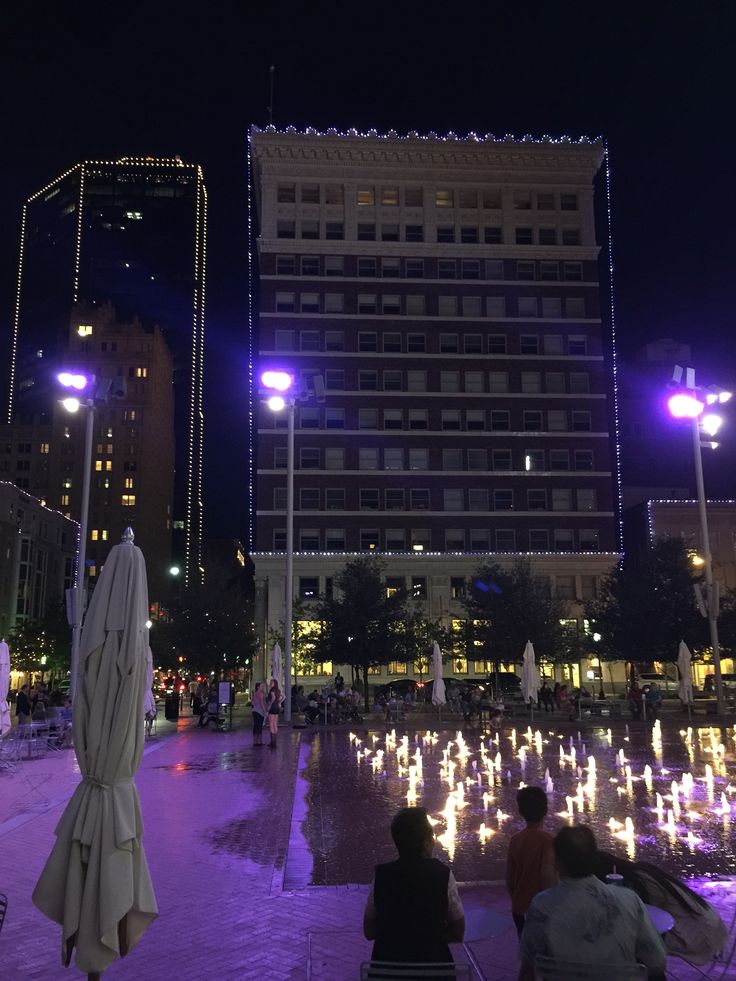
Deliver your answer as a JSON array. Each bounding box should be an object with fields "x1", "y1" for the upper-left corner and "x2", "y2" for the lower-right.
[
  {"x1": 6, "y1": 156, "x2": 206, "y2": 582},
  {"x1": 250, "y1": 127, "x2": 619, "y2": 684},
  {"x1": 1, "y1": 303, "x2": 175, "y2": 601}
]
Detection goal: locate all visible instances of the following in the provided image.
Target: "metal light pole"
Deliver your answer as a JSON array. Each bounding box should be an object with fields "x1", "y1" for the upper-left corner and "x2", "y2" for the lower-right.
[
  {"x1": 283, "y1": 398, "x2": 295, "y2": 723},
  {"x1": 691, "y1": 416, "x2": 725, "y2": 715},
  {"x1": 69, "y1": 401, "x2": 95, "y2": 699},
  {"x1": 668, "y1": 367, "x2": 732, "y2": 716}
]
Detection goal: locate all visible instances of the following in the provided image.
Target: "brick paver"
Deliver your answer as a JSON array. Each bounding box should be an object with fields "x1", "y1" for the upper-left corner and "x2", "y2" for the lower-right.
[{"x1": 1, "y1": 710, "x2": 735, "y2": 979}]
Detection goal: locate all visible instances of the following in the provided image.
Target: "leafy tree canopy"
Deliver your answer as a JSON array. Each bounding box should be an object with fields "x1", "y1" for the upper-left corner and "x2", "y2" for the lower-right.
[
  {"x1": 585, "y1": 537, "x2": 708, "y2": 663},
  {"x1": 462, "y1": 558, "x2": 568, "y2": 664}
]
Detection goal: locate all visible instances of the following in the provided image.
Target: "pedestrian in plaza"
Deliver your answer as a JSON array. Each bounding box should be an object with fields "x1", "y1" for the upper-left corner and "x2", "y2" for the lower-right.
[
  {"x1": 518, "y1": 826, "x2": 666, "y2": 980},
  {"x1": 363, "y1": 806, "x2": 465, "y2": 968},
  {"x1": 15, "y1": 683, "x2": 31, "y2": 725},
  {"x1": 538, "y1": 682, "x2": 553, "y2": 713},
  {"x1": 334, "y1": 671, "x2": 344, "y2": 692},
  {"x1": 267, "y1": 679, "x2": 283, "y2": 746},
  {"x1": 552, "y1": 682, "x2": 561, "y2": 708},
  {"x1": 188, "y1": 678, "x2": 197, "y2": 708},
  {"x1": 645, "y1": 682, "x2": 662, "y2": 720},
  {"x1": 251, "y1": 681, "x2": 267, "y2": 746},
  {"x1": 506, "y1": 786, "x2": 557, "y2": 937},
  {"x1": 629, "y1": 681, "x2": 643, "y2": 719}
]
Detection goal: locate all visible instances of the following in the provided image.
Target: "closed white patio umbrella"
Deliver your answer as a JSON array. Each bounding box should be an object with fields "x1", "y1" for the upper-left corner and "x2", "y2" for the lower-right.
[
  {"x1": 32, "y1": 529, "x2": 157, "y2": 976},
  {"x1": 0, "y1": 639, "x2": 10, "y2": 736},
  {"x1": 143, "y1": 646, "x2": 157, "y2": 730},
  {"x1": 271, "y1": 642, "x2": 284, "y2": 692},
  {"x1": 678, "y1": 640, "x2": 694, "y2": 714},
  {"x1": 431, "y1": 641, "x2": 446, "y2": 708},
  {"x1": 521, "y1": 640, "x2": 540, "y2": 720}
]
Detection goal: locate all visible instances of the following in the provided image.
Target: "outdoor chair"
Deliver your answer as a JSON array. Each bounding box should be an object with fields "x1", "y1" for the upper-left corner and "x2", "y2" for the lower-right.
[
  {"x1": 360, "y1": 961, "x2": 471, "y2": 980},
  {"x1": 668, "y1": 901, "x2": 736, "y2": 980},
  {"x1": 0, "y1": 892, "x2": 7, "y2": 935},
  {"x1": 534, "y1": 955, "x2": 647, "y2": 979},
  {"x1": 0, "y1": 732, "x2": 20, "y2": 769}
]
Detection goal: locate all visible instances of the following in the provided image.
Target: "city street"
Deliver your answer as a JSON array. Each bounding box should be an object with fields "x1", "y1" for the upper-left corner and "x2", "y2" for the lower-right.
[{"x1": 1, "y1": 709, "x2": 735, "y2": 979}]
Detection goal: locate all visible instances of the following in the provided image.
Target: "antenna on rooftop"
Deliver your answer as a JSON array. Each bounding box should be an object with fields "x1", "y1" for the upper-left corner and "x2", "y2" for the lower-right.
[{"x1": 267, "y1": 65, "x2": 276, "y2": 125}]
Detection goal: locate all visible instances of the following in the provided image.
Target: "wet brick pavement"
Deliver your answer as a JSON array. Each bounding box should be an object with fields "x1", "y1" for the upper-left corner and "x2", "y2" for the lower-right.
[{"x1": 1, "y1": 710, "x2": 735, "y2": 980}]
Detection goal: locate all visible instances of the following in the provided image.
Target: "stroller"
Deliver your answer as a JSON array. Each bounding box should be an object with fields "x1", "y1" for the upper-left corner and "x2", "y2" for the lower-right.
[{"x1": 198, "y1": 698, "x2": 226, "y2": 730}]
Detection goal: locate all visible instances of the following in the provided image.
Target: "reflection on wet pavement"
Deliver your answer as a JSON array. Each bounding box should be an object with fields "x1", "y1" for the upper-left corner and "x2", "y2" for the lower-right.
[{"x1": 296, "y1": 723, "x2": 736, "y2": 885}]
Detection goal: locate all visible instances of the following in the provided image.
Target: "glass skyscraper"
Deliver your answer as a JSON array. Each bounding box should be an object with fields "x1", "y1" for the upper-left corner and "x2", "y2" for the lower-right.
[{"x1": 7, "y1": 156, "x2": 207, "y2": 581}]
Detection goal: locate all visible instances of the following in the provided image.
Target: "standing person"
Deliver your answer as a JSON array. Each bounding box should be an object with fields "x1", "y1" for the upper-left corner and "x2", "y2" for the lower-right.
[
  {"x1": 188, "y1": 678, "x2": 198, "y2": 709},
  {"x1": 645, "y1": 682, "x2": 662, "y2": 720},
  {"x1": 506, "y1": 786, "x2": 557, "y2": 937},
  {"x1": 334, "y1": 671, "x2": 344, "y2": 692},
  {"x1": 363, "y1": 806, "x2": 464, "y2": 966},
  {"x1": 518, "y1": 826, "x2": 666, "y2": 980},
  {"x1": 629, "y1": 681, "x2": 643, "y2": 719},
  {"x1": 267, "y1": 680, "x2": 282, "y2": 746},
  {"x1": 552, "y1": 682, "x2": 561, "y2": 709},
  {"x1": 252, "y1": 681, "x2": 267, "y2": 746},
  {"x1": 538, "y1": 682, "x2": 552, "y2": 713},
  {"x1": 15, "y1": 684, "x2": 31, "y2": 725}
]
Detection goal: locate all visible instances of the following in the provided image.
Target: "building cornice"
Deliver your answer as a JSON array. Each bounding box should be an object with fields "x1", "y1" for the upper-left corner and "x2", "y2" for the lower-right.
[{"x1": 251, "y1": 126, "x2": 605, "y2": 174}]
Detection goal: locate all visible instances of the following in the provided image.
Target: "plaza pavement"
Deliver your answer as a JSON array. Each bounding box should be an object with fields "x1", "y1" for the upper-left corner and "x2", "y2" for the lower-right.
[{"x1": 1, "y1": 705, "x2": 735, "y2": 980}]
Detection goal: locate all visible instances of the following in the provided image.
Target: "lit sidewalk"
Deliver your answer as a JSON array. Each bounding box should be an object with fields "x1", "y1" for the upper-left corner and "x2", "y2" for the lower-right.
[{"x1": 1, "y1": 717, "x2": 734, "y2": 980}]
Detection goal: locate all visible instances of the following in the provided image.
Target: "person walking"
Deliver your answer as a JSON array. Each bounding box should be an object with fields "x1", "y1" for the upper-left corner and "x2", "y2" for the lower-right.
[
  {"x1": 252, "y1": 681, "x2": 267, "y2": 746},
  {"x1": 15, "y1": 684, "x2": 31, "y2": 725},
  {"x1": 267, "y1": 680, "x2": 282, "y2": 747}
]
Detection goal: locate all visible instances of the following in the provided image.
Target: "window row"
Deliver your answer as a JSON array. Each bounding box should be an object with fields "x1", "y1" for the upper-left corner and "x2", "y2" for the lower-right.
[
  {"x1": 272, "y1": 525, "x2": 600, "y2": 552},
  {"x1": 276, "y1": 183, "x2": 578, "y2": 212},
  {"x1": 272, "y1": 446, "x2": 597, "y2": 471},
  {"x1": 276, "y1": 255, "x2": 585, "y2": 281},
  {"x1": 273, "y1": 291, "x2": 588, "y2": 318},
  {"x1": 275, "y1": 486, "x2": 599, "y2": 512},
  {"x1": 274, "y1": 405, "x2": 597, "y2": 432},
  {"x1": 287, "y1": 369, "x2": 591, "y2": 396},
  {"x1": 273, "y1": 329, "x2": 589, "y2": 356},
  {"x1": 274, "y1": 219, "x2": 583, "y2": 244}
]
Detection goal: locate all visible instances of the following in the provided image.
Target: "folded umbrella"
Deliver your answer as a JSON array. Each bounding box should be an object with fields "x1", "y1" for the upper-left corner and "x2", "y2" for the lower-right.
[
  {"x1": 0, "y1": 639, "x2": 10, "y2": 736},
  {"x1": 33, "y1": 530, "x2": 157, "y2": 975}
]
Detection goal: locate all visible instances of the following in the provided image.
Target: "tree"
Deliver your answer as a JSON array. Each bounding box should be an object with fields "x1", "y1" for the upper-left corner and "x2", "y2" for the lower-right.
[
  {"x1": 268, "y1": 598, "x2": 321, "y2": 689},
  {"x1": 9, "y1": 597, "x2": 71, "y2": 685},
  {"x1": 152, "y1": 562, "x2": 257, "y2": 681},
  {"x1": 400, "y1": 605, "x2": 456, "y2": 684},
  {"x1": 462, "y1": 558, "x2": 567, "y2": 669},
  {"x1": 309, "y1": 556, "x2": 407, "y2": 709},
  {"x1": 585, "y1": 536, "x2": 708, "y2": 666}
]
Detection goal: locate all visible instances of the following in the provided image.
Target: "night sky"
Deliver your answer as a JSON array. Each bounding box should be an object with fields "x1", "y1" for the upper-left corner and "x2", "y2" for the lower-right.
[{"x1": 2, "y1": 3, "x2": 735, "y2": 536}]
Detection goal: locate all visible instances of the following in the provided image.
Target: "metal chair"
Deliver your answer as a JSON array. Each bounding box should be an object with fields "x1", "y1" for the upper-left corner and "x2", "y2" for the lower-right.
[
  {"x1": 360, "y1": 962, "x2": 470, "y2": 980},
  {"x1": 534, "y1": 955, "x2": 647, "y2": 979}
]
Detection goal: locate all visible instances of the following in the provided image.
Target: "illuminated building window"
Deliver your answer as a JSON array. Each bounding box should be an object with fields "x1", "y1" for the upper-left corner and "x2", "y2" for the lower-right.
[
  {"x1": 125, "y1": 211, "x2": 143, "y2": 220},
  {"x1": 124, "y1": 409, "x2": 137, "y2": 421},
  {"x1": 124, "y1": 477, "x2": 134, "y2": 489},
  {"x1": 105, "y1": 460, "x2": 112, "y2": 472},
  {"x1": 60, "y1": 494, "x2": 70, "y2": 506},
  {"x1": 388, "y1": 661, "x2": 408, "y2": 675},
  {"x1": 77, "y1": 324, "x2": 93, "y2": 336},
  {"x1": 121, "y1": 494, "x2": 136, "y2": 507},
  {"x1": 40, "y1": 443, "x2": 49, "y2": 454},
  {"x1": 91, "y1": 530, "x2": 99, "y2": 541},
  {"x1": 357, "y1": 188, "x2": 375, "y2": 206},
  {"x1": 436, "y1": 189, "x2": 453, "y2": 207},
  {"x1": 95, "y1": 460, "x2": 103, "y2": 471},
  {"x1": 135, "y1": 367, "x2": 147, "y2": 378}
]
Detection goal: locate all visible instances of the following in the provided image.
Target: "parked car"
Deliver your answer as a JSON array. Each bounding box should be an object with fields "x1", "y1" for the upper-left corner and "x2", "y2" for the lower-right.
[
  {"x1": 485, "y1": 672, "x2": 522, "y2": 697},
  {"x1": 375, "y1": 679, "x2": 421, "y2": 701},
  {"x1": 638, "y1": 672, "x2": 678, "y2": 697}
]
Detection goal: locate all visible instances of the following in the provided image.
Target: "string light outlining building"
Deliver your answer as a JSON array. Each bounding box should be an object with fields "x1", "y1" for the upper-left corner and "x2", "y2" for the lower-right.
[{"x1": 6, "y1": 156, "x2": 207, "y2": 584}]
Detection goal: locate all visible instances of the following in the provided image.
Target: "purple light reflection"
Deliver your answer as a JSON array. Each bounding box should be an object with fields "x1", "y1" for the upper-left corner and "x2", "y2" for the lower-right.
[{"x1": 260, "y1": 370, "x2": 293, "y2": 392}]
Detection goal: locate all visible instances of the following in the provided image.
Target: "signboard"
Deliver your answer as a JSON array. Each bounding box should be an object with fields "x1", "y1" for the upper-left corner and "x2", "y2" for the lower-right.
[{"x1": 218, "y1": 682, "x2": 231, "y2": 705}]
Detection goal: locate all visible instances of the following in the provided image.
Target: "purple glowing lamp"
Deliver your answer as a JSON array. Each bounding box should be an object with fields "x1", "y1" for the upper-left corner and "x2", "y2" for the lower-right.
[
  {"x1": 667, "y1": 392, "x2": 704, "y2": 419},
  {"x1": 57, "y1": 371, "x2": 89, "y2": 391},
  {"x1": 260, "y1": 370, "x2": 293, "y2": 393}
]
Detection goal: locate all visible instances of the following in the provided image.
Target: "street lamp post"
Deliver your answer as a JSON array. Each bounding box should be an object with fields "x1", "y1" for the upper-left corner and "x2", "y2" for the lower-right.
[
  {"x1": 668, "y1": 367, "x2": 732, "y2": 715},
  {"x1": 57, "y1": 373, "x2": 97, "y2": 700},
  {"x1": 261, "y1": 370, "x2": 296, "y2": 723}
]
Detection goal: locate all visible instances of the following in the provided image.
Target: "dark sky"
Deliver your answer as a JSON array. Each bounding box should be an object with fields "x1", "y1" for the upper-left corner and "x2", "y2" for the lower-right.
[{"x1": 2, "y1": 2, "x2": 735, "y2": 534}]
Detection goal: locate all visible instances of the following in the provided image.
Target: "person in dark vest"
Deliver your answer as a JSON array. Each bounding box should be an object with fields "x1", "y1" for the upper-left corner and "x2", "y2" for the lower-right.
[{"x1": 363, "y1": 806, "x2": 465, "y2": 968}]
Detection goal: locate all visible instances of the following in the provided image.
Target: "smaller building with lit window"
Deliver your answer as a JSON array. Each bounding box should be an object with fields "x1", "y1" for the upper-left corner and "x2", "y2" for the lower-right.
[{"x1": 0, "y1": 483, "x2": 77, "y2": 639}]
